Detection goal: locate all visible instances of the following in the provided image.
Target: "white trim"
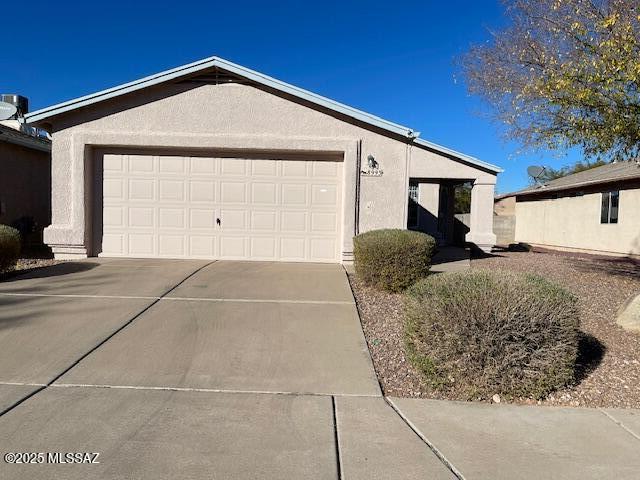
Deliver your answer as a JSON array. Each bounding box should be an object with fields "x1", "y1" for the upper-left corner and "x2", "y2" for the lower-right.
[{"x1": 25, "y1": 56, "x2": 502, "y2": 173}]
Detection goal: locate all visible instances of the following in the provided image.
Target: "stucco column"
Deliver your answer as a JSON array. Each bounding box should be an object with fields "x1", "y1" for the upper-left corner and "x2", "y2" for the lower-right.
[
  {"x1": 465, "y1": 180, "x2": 497, "y2": 252},
  {"x1": 417, "y1": 182, "x2": 441, "y2": 239},
  {"x1": 43, "y1": 132, "x2": 90, "y2": 259}
]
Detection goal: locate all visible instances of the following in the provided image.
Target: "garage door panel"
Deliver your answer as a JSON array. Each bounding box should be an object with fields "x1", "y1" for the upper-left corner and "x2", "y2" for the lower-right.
[
  {"x1": 103, "y1": 206, "x2": 125, "y2": 227},
  {"x1": 159, "y1": 156, "x2": 187, "y2": 174},
  {"x1": 312, "y1": 161, "x2": 338, "y2": 177},
  {"x1": 129, "y1": 179, "x2": 155, "y2": 201},
  {"x1": 190, "y1": 157, "x2": 217, "y2": 175},
  {"x1": 190, "y1": 209, "x2": 216, "y2": 229},
  {"x1": 250, "y1": 237, "x2": 277, "y2": 259},
  {"x1": 220, "y1": 209, "x2": 247, "y2": 230},
  {"x1": 251, "y1": 211, "x2": 277, "y2": 231},
  {"x1": 103, "y1": 154, "x2": 124, "y2": 172},
  {"x1": 128, "y1": 155, "x2": 154, "y2": 173},
  {"x1": 251, "y1": 183, "x2": 277, "y2": 204},
  {"x1": 129, "y1": 234, "x2": 155, "y2": 256},
  {"x1": 103, "y1": 233, "x2": 125, "y2": 255},
  {"x1": 281, "y1": 184, "x2": 308, "y2": 205},
  {"x1": 159, "y1": 180, "x2": 185, "y2": 202},
  {"x1": 310, "y1": 238, "x2": 337, "y2": 261},
  {"x1": 159, "y1": 235, "x2": 186, "y2": 257},
  {"x1": 280, "y1": 238, "x2": 306, "y2": 260},
  {"x1": 311, "y1": 212, "x2": 337, "y2": 232},
  {"x1": 102, "y1": 154, "x2": 342, "y2": 262},
  {"x1": 104, "y1": 179, "x2": 125, "y2": 200},
  {"x1": 190, "y1": 236, "x2": 216, "y2": 257},
  {"x1": 128, "y1": 207, "x2": 154, "y2": 228},
  {"x1": 311, "y1": 184, "x2": 337, "y2": 206},
  {"x1": 281, "y1": 211, "x2": 307, "y2": 232},
  {"x1": 220, "y1": 158, "x2": 248, "y2": 175},
  {"x1": 189, "y1": 181, "x2": 216, "y2": 202},
  {"x1": 282, "y1": 160, "x2": 308, "y2": 177},
  {"x1": 159, "y1": 208, "x2": 185, "y2": 229},
  {"x1": 221, "y1": 182, "x2": 247, "y2": 203},
  {"x1": 251, "y1": 159, "x2": 277, "y2": 176},
  {"x1": 220, "y1": 236, "x2": 247, "y2": 258}
]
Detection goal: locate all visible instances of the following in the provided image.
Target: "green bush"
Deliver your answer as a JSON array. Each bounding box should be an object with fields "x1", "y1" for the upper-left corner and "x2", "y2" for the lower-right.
[
  {"x1": 0, "y1": 225, "x2": 21, "y2": 272},
  {"x1": 405, "y1": 270, "x2": 580, "y2": 400},
  {"x1": 353, "y1": 229, "x2": 436, "y2": 292}
]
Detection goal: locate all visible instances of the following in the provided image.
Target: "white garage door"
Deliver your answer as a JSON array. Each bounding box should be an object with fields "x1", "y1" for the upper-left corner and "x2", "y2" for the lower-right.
[{"x1": 101, "y1": 153, "x2": 343, "y2": 262}]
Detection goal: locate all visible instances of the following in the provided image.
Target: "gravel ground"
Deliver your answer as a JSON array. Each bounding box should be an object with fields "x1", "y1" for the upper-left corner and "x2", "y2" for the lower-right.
[
  {"x1": 348, "y1": 250, "x2": 640, "y2": 408},
  {"x1": 0, "y1": 258, "x2": 60, "y2": 281}
]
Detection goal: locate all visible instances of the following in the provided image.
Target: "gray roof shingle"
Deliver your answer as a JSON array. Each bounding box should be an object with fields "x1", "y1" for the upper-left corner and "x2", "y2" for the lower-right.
[{"x1": 508, "y1": 161, "x2": 640, "y2": 197}]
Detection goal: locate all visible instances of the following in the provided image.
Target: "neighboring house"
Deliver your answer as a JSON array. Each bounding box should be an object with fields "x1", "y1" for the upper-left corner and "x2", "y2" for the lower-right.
[
  {"x1": 505, "y1": 162, "x2": 640, "y2": 257},
  {"x1": 25, "y1": 56, "x2": 502, "y2": 262},
  {"x1": 0, "y1": 119, "x2": 51, "y2": 246}
]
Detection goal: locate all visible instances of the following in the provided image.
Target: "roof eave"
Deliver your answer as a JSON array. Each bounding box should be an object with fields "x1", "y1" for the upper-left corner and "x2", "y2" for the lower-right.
[
  {"x1": 516, "y1": 175, "x2": 640, "y2": 197},
  {"x1": 413, "y1": 138, "x2": 503, "y2": 173}
]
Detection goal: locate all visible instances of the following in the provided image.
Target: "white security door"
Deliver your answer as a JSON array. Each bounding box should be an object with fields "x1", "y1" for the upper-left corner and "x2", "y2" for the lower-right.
[{"x1": 101, "y1": 154, "x2": 343, "y2": 262}]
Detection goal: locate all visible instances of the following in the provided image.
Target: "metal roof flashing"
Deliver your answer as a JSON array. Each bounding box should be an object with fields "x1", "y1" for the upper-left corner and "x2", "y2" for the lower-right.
[{"x1": 24, "y1": 56, "x2": 502, "y2": 174}]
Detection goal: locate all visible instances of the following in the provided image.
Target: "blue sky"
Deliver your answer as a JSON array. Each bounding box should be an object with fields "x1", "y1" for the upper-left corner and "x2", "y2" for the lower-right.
[{"x1": 3, "y1": 0, "x2": 581, "y2": 192}]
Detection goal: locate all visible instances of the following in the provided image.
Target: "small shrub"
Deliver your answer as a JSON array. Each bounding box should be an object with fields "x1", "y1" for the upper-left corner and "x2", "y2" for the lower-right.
[
  {"x1": 0, "y1": 225, "x2": 21, "y2": 272},
  {"x1": 354, "y1": 229, "x2": 436, "y2": 292},
  {"x1": 405, "y1": 270, "x2": 579, "y2": 400}
]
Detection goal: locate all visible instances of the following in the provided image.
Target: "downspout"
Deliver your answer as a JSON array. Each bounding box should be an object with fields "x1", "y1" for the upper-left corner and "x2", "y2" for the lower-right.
[
  {"x1": 403, "y1": 130, "x2": 421, "y2": 228},
  {"x1": 354, "y1": 139, "x2": 362, "y2": 235}
]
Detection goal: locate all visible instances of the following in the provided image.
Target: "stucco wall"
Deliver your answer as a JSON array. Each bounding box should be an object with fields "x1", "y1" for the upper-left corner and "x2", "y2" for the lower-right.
[
  {"x1": 494, "y1": 196, "x2": 515, "y2": 216},
  {"x1": 515, "y1": 189, "x2": 640, "y2": 256},
  {"x1": 0, "y1": 141, "x2": 51, "y2": 242},
  {"x1": 44, "y1": 81, "x2": 496, "y2": 258}
]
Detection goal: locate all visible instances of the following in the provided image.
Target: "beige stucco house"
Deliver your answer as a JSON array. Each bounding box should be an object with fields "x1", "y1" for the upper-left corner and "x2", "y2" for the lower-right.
[
  {"x1": 509, "y1": 162, "x2": 640, "y2": 257},
  {"x1": 25, "y1": 56, "x2": 501, "y2": 262}
]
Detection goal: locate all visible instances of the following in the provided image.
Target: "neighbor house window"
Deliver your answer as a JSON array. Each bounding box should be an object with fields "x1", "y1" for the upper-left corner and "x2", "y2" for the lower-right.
[
  {"x1": 408, "y1": 181, "x2": 419, "y2": 228},
  {"x1": 600, "y1": 191, "x2": 619, "y2": 224}
]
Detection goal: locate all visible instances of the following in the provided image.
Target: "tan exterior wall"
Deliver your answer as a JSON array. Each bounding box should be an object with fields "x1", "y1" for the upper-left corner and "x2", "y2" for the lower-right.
[
  {"x1": 43, "y1": 82, "x2": 497, "y2": 259},
  {"x1": 494, "y1": 196, "x2": 515, "y2": 216},
  {"x1": 0, "y1": 141, "x2": 51, "y2": 242},
  {"x1": 515, "y1": 189, "x2": 640, "y2": 256}
]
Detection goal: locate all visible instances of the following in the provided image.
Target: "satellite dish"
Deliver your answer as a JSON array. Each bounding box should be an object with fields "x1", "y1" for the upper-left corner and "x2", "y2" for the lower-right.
[
  {"x1": 0, "y1": 101, "x2": 17, "y2": 121},
  {"x1": 527, "y1": 165, "x2": 546, "y2": 184}
]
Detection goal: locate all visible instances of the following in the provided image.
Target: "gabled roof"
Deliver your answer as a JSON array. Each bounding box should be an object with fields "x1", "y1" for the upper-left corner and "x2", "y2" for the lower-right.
[
  {"x1": 24, "y1": 56, "x2": 502, "y2": 173},
  {"x1": 508, "y1": 161, "x2": 640, "y2": 197}
]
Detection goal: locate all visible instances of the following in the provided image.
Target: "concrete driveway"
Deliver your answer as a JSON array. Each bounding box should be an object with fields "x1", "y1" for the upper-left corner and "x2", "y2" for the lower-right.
[
  {"x1": 2, "y1": 259, "x2": 638, "y2": 479},
  {"x1": 0, "y1": 259, "x2": 452, "y2": 479}
]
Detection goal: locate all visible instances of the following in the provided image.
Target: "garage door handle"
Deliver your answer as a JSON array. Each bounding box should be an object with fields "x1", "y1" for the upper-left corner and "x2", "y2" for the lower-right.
[{"x1": 216, "y1": 218, "x2": 221, "y2": 226}]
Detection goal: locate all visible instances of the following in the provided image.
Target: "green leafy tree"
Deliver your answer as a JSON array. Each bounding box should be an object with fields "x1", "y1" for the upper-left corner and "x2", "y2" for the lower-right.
[
  {"x1": 462, "y1": 0, "x2": 640, "y2": 161},
  {"x1": 454, "y1": 184, "x2": 472, "y2": 213}
]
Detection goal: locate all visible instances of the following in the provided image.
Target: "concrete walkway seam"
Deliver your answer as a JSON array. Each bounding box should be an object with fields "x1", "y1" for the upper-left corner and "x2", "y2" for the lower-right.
[
  {"x1": 46, "y1": 383, "x2": 383, "y2": 398},
  {"x1": 0, "y1": 292, "x2": 354, "y2": 305},
  {"x1": 0, "y1": 292, "x2": 158, "y2": 300},
  {"x1": 331, "y1": 396, "x2": 344, "y2": 480},
  {"x1": 598, "y1": 408, "x2": 640, "y2": 442},
  {"x1": 0, "y1": 261, "x2": 217, "y2": 419},
  {"x1": 385, "y1": 397, "x2": 466, "y2": 480}
]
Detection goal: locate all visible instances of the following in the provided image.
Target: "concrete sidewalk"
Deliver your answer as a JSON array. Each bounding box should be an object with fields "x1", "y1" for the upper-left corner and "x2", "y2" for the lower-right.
[{"x1": 389, "y1": 398, "x2": 640, "y2": 480}]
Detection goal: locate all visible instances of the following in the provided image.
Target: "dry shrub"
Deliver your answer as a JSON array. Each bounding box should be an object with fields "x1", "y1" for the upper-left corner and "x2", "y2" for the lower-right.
[
  {"x1": 0, "y1": 225, "x2": 21, "y2": 272},
  {"x1": 353, "y1": 229, "x2": 436, "y2": 293},
  {"x1": 405, "y1": 270, "x2": 579, "y2": 399}
]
